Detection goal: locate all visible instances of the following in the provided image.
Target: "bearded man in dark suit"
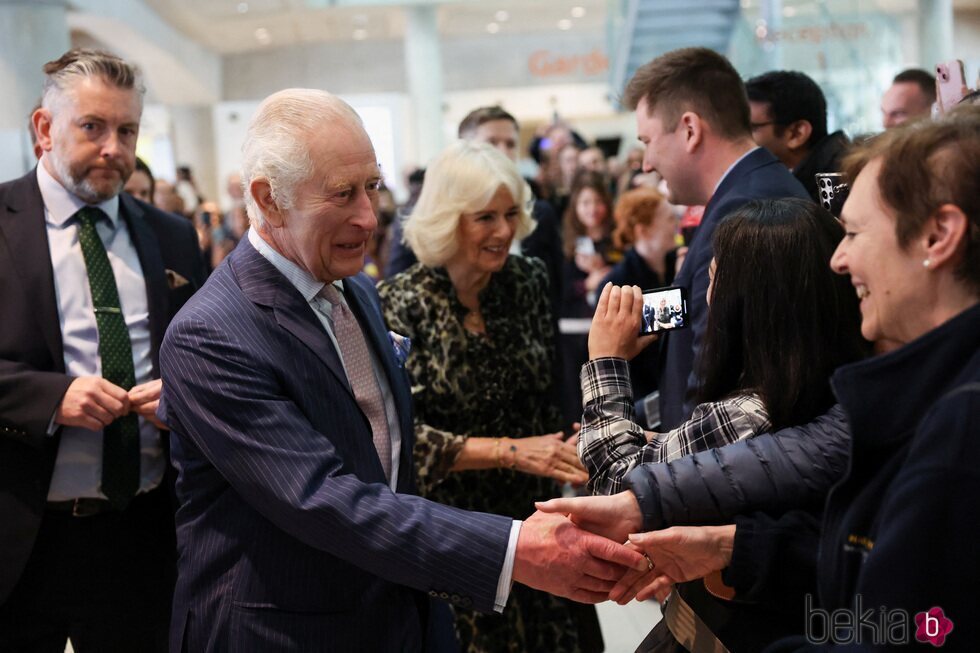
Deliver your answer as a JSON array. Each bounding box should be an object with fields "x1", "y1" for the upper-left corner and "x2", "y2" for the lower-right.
[{"x1": 0, "y1": 49, "x2": 206, "y2": 651}]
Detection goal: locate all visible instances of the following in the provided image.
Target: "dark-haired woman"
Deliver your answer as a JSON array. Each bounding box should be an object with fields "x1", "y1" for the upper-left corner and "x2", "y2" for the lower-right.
[
  {"x1": 577, "y1": 198, "x2": 868, "y2": 650},
  {"x1": 560, "y1": 171, "x2": 622, "y2": 319},
  {"x1": 580, "y1": 199, "x2": 866, "y2": 491},
  {"x1": 558, "y1": 172, "x2": 622, "y2": 421}
]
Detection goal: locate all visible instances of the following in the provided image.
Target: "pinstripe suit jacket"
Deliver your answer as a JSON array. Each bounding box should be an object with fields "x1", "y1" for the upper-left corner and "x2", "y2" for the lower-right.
[{"x1": 160, "y1": 238, "x2": 513, "y2": 652}]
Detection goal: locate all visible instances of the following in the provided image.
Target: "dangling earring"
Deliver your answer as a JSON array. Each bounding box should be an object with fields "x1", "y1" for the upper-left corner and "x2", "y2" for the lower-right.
[{"x1": 923, "y1": 259, "x2": 932, "y2": 268}]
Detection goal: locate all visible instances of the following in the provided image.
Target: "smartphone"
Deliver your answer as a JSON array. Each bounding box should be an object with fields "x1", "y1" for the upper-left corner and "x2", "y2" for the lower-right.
[
  {"x1": 936, "y1": 60, "x2": 968, "y2": 110},
  {"x1": 815, "y1": 173, "x2": 849, "y2": 219},
  {"x1": 639, "y1": 286, "x2": 688, "y2": 336},
  {"x1": 575, "y1": 236, "x2": 595, "y2": 257},
  {"x1": 200, "y1": 211, "x2": 212, "y2": 227}
]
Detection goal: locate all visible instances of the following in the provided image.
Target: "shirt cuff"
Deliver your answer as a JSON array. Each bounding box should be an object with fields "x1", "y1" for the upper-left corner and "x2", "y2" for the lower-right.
[
  {"x1": 580, "y1": 357, "x2": 633, "y2": 405},
  {"x1": 494, "y1": 520, "x2": 522, "y2": 612}
]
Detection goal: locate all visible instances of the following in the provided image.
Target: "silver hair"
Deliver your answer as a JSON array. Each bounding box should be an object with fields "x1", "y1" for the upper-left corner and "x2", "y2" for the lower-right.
[
  {"x1": 41, "y1": 48, "x2": 144, "y2": 112},
  {"x1": 241, "y1": 88, "x2": 364, "y2": 228}
]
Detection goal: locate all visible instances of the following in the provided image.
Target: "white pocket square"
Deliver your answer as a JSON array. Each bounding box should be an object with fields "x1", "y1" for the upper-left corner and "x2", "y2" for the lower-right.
[{"x1": 388, "y1": 331, "x2": 411, "y2": 366}]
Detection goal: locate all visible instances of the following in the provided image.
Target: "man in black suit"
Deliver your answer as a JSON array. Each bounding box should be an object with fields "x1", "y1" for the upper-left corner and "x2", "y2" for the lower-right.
[
  {"x1": 0, "y1": 49, "x2": 206, "y2": 651},
  {"x1": 623, "y1": 48, "x2": 809, "y2": 429}
]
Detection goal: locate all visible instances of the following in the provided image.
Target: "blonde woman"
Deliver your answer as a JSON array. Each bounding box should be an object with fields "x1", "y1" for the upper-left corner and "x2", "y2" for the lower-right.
[{"x1": 378, "y1": 141, "x2": 598, "y2": 653}]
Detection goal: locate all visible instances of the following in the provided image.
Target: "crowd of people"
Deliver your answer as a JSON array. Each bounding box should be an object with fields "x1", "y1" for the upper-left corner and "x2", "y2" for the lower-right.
[{"x1": 0, "y1": 41, "x2": 977, "y2": 653}]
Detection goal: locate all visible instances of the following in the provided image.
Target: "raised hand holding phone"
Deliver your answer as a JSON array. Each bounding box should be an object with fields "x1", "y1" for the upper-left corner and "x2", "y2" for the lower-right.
[
  {"x1": 588, "y1": 283, "x2": 656, "y2": 361},
  {"x1": 936, "y1": 59, "x2": 969, "y2": 114}
]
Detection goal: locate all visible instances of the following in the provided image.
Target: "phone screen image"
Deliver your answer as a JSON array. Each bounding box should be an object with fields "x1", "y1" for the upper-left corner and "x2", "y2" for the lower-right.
[{"x1": 640, "y1": 286, "x2": 688, "y2": 335}]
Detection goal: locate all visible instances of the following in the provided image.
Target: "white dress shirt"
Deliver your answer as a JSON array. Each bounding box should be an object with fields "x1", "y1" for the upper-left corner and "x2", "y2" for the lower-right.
[
  {"x1": 38, "y1": 161, "x2": 165, "y2": 501},
  {"x1": 247, "y1": 228, "x2": 520, "y2": 611}
]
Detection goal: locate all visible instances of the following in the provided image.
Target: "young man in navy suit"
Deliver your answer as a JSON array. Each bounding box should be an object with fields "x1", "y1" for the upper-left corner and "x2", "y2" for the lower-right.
[
  {"x1": 0, "y1": 49, "x2": 206, "y2": 651},
  {"x1": 622, "y1": 48, "x2": 810, "y2": 429},
  {"x1": 159, "y1": 88, "x2": 645, "y2": 652}
]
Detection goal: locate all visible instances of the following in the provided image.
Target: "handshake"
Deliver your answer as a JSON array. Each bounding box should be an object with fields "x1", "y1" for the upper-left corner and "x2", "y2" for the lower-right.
[{"x1": 512, "y1": 491, "x2": 736, "y2": 605}]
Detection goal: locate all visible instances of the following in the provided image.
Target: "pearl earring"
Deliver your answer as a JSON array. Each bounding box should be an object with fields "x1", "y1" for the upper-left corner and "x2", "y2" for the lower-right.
[{"x1": 923, "y1": 259, "x2": 932, "y2": 268}]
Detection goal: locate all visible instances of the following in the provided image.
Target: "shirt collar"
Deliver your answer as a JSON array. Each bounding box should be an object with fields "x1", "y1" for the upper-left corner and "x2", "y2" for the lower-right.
[
  {"x1": 712, "y1": 146, "x2": 761, "y2": 195},
  {"x1": 247, "y1": 227, "x2": 342, "y2": 302},
  {"x1": 36, "y1": 158, "x2": 120, "y2": 227}
]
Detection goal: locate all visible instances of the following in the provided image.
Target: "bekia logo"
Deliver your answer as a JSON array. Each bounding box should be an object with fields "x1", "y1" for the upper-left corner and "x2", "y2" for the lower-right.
[
  {"x1": 806, "y1": 595, "x2": 954, "y2": 647},
  {"x1": 915, "y1": 607, "x2": 954, "y2": 647}
]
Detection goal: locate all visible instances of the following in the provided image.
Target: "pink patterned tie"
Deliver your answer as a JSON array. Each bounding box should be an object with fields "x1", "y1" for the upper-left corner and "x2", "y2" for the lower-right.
[{"x1": 320, "y1": 285, "x2": 392, "y2": 480}]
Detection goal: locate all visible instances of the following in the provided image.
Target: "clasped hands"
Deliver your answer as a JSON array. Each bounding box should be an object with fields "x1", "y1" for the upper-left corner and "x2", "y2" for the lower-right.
[
  {"x1": 518, "y1": 491, "x2": 736, "y2": 605},
  {"x1": 55, "y1": 376, "x2": 167, "y2": 431}
]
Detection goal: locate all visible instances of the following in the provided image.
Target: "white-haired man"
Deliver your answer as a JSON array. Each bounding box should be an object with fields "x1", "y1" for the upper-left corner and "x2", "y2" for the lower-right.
[
  {"x1": 0, "y1": 49, "x2": 206, "y2": 651},
  {"x1": 158, "y1": 88, "x2": 645, "y2": 651}
]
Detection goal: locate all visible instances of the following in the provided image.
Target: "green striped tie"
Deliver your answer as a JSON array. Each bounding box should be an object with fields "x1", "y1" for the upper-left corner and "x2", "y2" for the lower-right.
[{"x1": 76, "y1": 206, "x2": 140, "y2": 509}]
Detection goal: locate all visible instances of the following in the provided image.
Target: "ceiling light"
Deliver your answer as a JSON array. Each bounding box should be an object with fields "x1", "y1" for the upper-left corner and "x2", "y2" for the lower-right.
[
  {"x1": 352, "y1": 13, "x2": 369, "y2": 26},
  {"x1": 254, "y1": 27, "x2": 271, "y2": 44},
  {"x1": 571, "y1": 6, "x2": 586, "y2": 18},
  {"x1": 782, "y1": 6, "x2": 797, "y2": 16},
  {"x1": 558, "y1": 18, "x2": 572, "y2": 30},
  {"x1": 495, "y1": 10, "x2": 509, "y2": 22},
  {"x1": 486, "y1": 22, "x2": 500, "y2": 34},
  {"x1": 352, "y1": 28, "x2": 368, "y2": 40},
  {"x1": 237, "y1": 2, "x2": 249, "y2": 13}
]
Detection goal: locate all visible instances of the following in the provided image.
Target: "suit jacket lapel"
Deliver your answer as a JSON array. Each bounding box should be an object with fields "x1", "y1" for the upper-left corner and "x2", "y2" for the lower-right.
[
  {"x1": 231, "y1": 238, "x2": 352, "y2": 395},
  {"x1": 118, "y1": 194, "x2": 168, "y2": 376},
  {"x1": 0, "y1": 170, "x2": 64, "y2": 371}
]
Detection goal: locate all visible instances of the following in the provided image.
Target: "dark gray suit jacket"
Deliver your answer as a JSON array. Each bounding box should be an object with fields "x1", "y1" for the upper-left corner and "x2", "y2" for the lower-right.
[
  {"x1": 160, "y1": 238, "x2": 513, "y2": 652},
  {"x1": 0, "y1": 169, "x2": 206, "y2": 602}
]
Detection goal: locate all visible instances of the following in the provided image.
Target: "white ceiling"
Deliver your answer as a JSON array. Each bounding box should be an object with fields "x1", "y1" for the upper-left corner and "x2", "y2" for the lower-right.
[
  {"x1": 140, "y1": 0, "x2": 609, "y2": 54},
  {"x1": 131, "y1": 0, "x2": 980, "y2": 55}
]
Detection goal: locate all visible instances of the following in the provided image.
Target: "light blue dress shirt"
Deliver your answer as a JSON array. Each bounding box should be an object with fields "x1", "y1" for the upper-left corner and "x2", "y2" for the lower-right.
[{"x1": 38, "y1": 161, "x2": 165, "y2": 501}]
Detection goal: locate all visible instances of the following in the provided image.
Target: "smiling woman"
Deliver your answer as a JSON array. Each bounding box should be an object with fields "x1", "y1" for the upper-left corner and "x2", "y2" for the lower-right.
[{"x1": 378, "y1": 141, "x2": 601, "y2": 652}]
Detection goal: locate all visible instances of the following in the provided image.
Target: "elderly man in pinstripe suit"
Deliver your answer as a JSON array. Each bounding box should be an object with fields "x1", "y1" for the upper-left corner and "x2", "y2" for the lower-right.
[{"x1": 158, "y1": 89, "x2": 645, "y2": 652}]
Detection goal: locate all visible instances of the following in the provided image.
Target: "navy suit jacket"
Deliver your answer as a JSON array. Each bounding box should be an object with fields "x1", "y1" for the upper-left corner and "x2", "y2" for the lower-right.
[
  {"x1": 658, "y1": 148, "x2": 810, "y2": 429},
  {"x1": 0, "y1": 169, "x2": 206, "y2": 602},
  {"x1": 160, "y1": 238, "x2": 513, "y2": 652}
]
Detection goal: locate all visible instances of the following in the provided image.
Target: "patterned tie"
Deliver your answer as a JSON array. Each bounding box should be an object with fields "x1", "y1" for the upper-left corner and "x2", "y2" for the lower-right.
[
  {"x1": 319, "y1": 284, "x2": 392, "y2": 480},
  {"x1": 76, "y1": 206, "x2": 140, "y2": 508}
]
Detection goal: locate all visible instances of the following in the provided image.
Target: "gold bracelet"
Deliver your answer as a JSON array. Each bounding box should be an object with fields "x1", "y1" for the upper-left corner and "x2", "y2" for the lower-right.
[{"x1": 494, "y1": 438, "x2": 502, "y2": 468}]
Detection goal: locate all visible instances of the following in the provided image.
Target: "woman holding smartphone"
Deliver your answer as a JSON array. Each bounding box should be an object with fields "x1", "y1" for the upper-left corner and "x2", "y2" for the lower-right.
[
  {"x1": 574, "y1": 199, "x2": 868, "y2": 651},
  {"x1": 560, "y1": 171, "x2": 621, "y2": 319},
  {"x1": 579, "y1": 199, "x2": 868, "y2": 493}
]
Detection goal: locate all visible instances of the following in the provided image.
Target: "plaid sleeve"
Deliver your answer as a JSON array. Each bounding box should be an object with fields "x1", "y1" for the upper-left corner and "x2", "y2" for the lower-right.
[
  {"x1": 578, "y1": 357, "x2": 653, "y2": 496},
  {"x1": 578, "y1": 356, "x2": 771, "y2": 496},
  {"x1": 651, "y1": 394, "x2": 771, "y2": 462}
]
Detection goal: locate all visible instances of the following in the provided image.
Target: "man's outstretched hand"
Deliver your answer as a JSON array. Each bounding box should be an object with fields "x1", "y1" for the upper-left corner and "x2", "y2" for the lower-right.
[{"x1": 512, "y1": 510, "x2": 647, "y2": 604}]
